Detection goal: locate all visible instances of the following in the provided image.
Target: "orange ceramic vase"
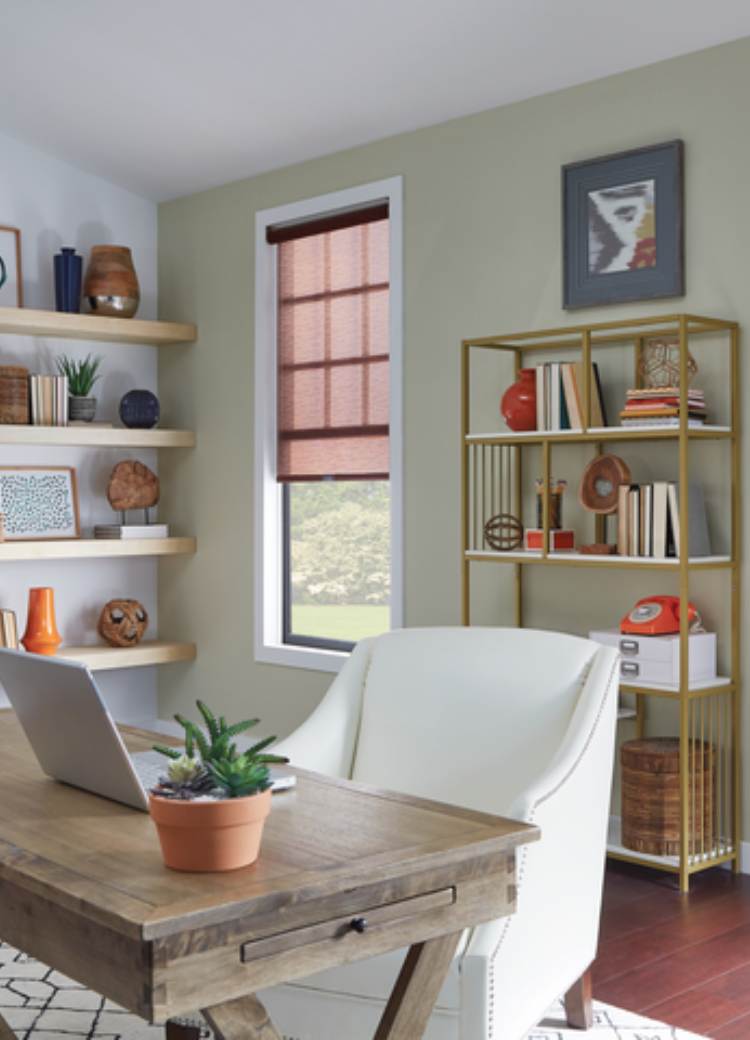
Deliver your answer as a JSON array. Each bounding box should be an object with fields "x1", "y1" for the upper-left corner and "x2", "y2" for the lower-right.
[
  {"x1": 21, "y1": 587, "x2": 62, "y2": 655},
  {"x1": 149, "y1": 788, "x2": 272, "y2": 872}
]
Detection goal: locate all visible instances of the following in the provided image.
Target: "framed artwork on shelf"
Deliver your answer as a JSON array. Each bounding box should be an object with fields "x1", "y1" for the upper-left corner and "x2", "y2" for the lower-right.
[
  {"x1": 0, "y1": 226, "x2": 23, "y2": 308},
  {"x1": 0, "y1": 466, "x2": 80, "y2": 540},
  {"x1": 562, "y1": 140, "x2": 684, "y2": 309}
]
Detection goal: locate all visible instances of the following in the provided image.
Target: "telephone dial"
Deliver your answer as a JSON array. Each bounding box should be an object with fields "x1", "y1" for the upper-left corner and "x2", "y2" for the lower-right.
[{"x1": 620, "y1": 595, "x2": 703, "y2": 636}]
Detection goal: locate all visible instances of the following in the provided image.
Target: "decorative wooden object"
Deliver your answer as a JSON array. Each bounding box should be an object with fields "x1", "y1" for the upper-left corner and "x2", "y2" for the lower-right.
[
  {"x1": 621, "y1": 737, "x2": 714, "y2": 856},
  {"x1": 461, "y1": 313, "x2": 741, "y2": 892},
  {"x1": 0, "y1": 366, "x2": 29, "y2": 424},
  {"x1": 98, "y1": 599, "x2": 148, "y2": 647},
  {"x1": 639, "y1": 337, "x2": 697, "y2": 388},
  {"x1": 578, "y1": 454, "x2": 631, "y2": 514},
  {"x1": 0, "y1": 711, "x2": 537, "y2": 1034},
  {"x1": 483, "y1": 513, "x2": 523, "y2": 551},
  {"x1": 107, "y1": 460, "x2": 159, "y2": 512}
]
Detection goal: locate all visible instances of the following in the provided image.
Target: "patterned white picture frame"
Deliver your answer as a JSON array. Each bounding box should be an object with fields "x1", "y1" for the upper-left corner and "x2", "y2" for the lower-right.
[{"x1": 0, "y1": 467, "x2": 80, "y2": 540}]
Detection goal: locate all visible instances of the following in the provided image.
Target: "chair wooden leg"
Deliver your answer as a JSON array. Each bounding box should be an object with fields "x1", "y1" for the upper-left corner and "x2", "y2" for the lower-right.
[
  {"x1": 0, "y1": 1010, "x2": 15, "y2": 1040},
  {"x1": 564, "y1": 967, "x2": 593, "y2": 1030}
]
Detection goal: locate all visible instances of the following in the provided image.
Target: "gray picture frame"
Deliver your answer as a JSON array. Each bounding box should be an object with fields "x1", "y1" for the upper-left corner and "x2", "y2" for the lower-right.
[{"x1": 562, "y1": 140, "x2": 684, "y2": 310}]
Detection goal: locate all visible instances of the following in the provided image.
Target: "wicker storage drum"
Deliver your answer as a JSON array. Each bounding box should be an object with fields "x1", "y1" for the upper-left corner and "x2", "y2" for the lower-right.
[
  {"x1": 621, "y1": 737, "x2": 714, "y2": 856},
  {"x1": 0, "y1": 366, "x2": 29, "y2": 424}
]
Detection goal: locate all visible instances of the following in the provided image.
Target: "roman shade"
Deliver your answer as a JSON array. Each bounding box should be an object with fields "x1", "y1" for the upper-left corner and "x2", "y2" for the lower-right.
[{"x1": 273, "y1": 205, "x2": 390, "y2": 482}]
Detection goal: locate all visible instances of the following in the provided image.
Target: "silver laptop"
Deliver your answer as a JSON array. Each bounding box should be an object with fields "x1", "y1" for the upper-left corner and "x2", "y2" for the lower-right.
[{"x1": 0, "y1": 648, "x2": 293, "y2": 810}]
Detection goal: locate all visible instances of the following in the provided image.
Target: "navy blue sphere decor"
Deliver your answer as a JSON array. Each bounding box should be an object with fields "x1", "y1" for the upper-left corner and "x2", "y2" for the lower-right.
[{"x1": 119, "y1": 389, "x2": 160, "y2": 429}]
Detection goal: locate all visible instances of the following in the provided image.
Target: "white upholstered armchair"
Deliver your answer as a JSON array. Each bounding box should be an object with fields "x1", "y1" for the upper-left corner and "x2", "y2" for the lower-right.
[{"x1": 261, "y1": 627, "x2": 620, "y2": 1040}]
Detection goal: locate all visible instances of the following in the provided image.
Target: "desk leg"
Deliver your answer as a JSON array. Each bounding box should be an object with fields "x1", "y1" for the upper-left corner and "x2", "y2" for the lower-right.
[
  {"x1": 374, "y1": 931, "x2": 462, "y2": 1040},
  {"x1": 0, "y1": 1011, "x2": 14, "y2": 1040},
  {"x1": 202, "y1": 994, "x2": 282, "y2": 1040}
]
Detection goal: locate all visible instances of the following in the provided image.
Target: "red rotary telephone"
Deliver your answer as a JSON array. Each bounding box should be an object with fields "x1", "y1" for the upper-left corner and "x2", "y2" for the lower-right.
[{"x1": 620, "y1": 595, "x2": 702, "y2": 636}]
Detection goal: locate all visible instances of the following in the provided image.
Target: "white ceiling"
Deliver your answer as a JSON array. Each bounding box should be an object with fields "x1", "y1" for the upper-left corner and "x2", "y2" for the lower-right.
[{"x1": 2, "y1": 0, "x2": 750, "y2": 202}]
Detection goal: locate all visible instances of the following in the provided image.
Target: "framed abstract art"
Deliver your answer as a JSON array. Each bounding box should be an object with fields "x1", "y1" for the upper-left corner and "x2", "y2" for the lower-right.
[
  {"x1": 562, "y1": 140, "x2": 684, "y2": 309},
  {"x1": 0, "y1": 466, "x2": 80, "y2": 540}
]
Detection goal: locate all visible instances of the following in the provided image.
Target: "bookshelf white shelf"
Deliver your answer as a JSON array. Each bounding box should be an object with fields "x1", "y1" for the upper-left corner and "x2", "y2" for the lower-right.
[
  {"x1": 464, "y1": 550, "x2": 732, "y2": 569},
  {"x1": 466, "y1": 425, "x2": 731, "y2": 445},
  {"x1": 607, "y1": 816, "x2": 735, "y2": 872},
  {"x1": 0, "y1": 306, "x2": 196, "y2": 346},
  {"x1": 0, "y1": 425, "x2": 195, "y2": 448}
]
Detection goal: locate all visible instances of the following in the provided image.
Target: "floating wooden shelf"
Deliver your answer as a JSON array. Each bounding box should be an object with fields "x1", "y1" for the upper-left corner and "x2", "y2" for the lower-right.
[
  {"x1": 58, "y1": 641, "x2": 196, "y2": 671},
  {"x1": 0, "y1": 425, "x2": 195, "y2": 448},
  {"x1": 465, "y1": 550, "x2": 732, "y2": 570},
  {"x1": 466, "y1": 425, "x2": 732, "y2": 445},
  {"x1": 0, "y1": 537, "x2": 196, "y2": 561},
  {"x1": 0, "y1": 306, "x2": 196, "y2": 346}
]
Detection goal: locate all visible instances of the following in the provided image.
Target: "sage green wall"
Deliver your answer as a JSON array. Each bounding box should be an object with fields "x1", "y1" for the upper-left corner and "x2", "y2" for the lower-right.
[{"x1": 158, "y1": 37, "x2": 750, "y2": 839}]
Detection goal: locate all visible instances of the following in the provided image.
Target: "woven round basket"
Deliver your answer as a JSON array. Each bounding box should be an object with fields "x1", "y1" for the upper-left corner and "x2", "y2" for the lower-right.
[{"x1": 0, "y1": 366, "x2": 29, "y2": 425}]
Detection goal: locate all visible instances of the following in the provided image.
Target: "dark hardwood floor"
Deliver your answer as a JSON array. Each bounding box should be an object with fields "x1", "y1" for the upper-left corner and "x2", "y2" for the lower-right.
[{"x1": 594, "y1": 862, "x2": 750, "y2": 1037}]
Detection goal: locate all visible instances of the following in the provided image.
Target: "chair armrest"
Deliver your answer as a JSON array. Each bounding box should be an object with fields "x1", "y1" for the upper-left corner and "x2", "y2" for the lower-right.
[{"x1": 272, "y1": 638, "x2": 374, "y2": 778}]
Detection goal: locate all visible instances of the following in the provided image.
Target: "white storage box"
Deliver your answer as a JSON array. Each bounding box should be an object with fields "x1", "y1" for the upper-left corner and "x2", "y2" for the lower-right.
[{"x1": 588, "y1": 628, "x2": 717, "y2": 686}]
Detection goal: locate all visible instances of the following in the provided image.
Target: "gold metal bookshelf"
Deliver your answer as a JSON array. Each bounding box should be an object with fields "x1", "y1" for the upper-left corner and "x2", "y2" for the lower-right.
[{"x1": 460, "y1": 313, "x2": 741, "y2": 892}]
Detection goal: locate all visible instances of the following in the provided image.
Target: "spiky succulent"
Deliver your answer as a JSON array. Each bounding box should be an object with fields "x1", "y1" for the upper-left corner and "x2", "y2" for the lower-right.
[
  {"x1": 152, "y1": 700, "x2": 287, "y2": 800},
  {"x1": 55, "y1": 353, "x2": 103, "y2": 397},
  {"x1": 151, "y1": 754, "x2": 216, "y2": 800}
]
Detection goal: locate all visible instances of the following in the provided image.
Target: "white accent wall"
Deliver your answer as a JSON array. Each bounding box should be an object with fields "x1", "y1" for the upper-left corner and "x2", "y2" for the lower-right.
[{"x1": 0, "y1": 130, "x2": 159, "y2": 721}]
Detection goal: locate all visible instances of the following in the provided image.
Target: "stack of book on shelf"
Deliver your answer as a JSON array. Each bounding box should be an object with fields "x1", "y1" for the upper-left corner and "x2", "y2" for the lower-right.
[
  {"x1": 0, "y1": 609, "x2": 19, "y2": 649},
  {"x1": 30, "y1": 375, "x2": 68, "y2": 426},
  {"x1": 620, "y1": 387, "x2": 707, "y2": 427},
  {"x1": 535, "y1": 362, "x2": 607, "y2": 430},
  {"x1": 617, "y1": 481, "x2": 710, "y2": 558},
  {"x1": 94, "y1": 523, "x2": 169, "y2": 540}
]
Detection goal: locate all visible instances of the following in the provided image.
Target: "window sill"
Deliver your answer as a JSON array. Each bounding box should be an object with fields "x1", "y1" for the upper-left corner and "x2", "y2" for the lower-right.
[{"x1": 255, "y1": 642, "x2": 348, "y2": 673}]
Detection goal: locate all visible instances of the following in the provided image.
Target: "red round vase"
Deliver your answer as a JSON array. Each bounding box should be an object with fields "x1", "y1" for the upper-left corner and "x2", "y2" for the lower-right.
[{"x1": 500, "y1": 368, "x2": 537, "y2": 431}]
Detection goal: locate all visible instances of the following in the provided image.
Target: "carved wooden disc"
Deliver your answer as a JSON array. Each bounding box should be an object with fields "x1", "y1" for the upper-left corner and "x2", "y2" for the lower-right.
[
  {"x1": 107, "y1": 460, "x2": 159, "y2": 512},
  {"x1": 578, "y1": 454, "x2": 631, "y2": 515}
]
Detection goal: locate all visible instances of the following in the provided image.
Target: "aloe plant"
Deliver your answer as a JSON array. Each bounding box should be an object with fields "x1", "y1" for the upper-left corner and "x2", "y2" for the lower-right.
[
  {"x1": 55, "y1": 353, "x2": 103, "y2": 397},
  {"x1": 153, "y1": 700, "x2": 287, "y2": 799}
]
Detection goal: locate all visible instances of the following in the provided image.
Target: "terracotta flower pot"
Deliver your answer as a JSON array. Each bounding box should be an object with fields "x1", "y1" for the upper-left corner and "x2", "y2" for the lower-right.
[
  {"x1": 149, "y1": 788, "x2": 272, "y2": 872},
  {"x1": 21, "y1": 587, "x2": 62, "y2": 655},
  {"x1": 84, "y1": 245, "x2": 140, "y2": 318},
  {"x1": 500, "y1": 368, "x2": 537, "y2": 431}
]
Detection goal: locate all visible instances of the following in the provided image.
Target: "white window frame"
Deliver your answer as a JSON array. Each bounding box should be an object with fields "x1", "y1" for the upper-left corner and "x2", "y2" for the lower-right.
[{"x1": 254, "y1": 176, "x2": 404, "y2": 672}]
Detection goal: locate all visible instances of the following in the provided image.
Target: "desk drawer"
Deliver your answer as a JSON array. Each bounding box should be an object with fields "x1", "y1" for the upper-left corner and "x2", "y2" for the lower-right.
[{"x1": 241, "y1": 887, "x2": 454, "y2": 963}]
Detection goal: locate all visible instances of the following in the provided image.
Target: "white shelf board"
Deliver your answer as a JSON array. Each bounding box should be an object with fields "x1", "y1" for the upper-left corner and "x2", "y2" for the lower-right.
[
  {"x1": 607, "y1": 816, "x2": 734, "y2": 869},
  {"x1": 466, "y1": 424, "x2": 731, "y2": 442},
  {"x1": 0, "y1": 425, "x2": 194, "y2": 448},
  {"x1": 619, "y1": 676, "x2": 732, "y2": 695},
  {"x1": 617, "y1": 707, "x2": 637, "y2": 720},
  {"x1": 466, "y1": 550, "x2": 732, "y2": 567}
]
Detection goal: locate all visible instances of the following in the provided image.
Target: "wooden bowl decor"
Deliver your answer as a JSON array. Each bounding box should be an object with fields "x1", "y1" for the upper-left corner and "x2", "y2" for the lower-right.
[
  {"x1": 98, "y1": 599, "x2": 148, "y2": 647},
  {"x1": 577, "y1": 453, "x2": 631, "y2": 554},
  {"x1": 484, "y1": 513, "x2": 524, "y2": 551},
  {"x1": 107, "y1": 460, "x2": 159, "y2": 518}
]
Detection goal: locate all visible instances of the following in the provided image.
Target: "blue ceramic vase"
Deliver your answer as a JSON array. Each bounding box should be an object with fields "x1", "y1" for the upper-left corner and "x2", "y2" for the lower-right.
[
  {"x1": 119, "y1": 389, "x2": 160, "y2": 429},
  {"x1": 54, "y1": 248, "x2": 82, "y2": 313}
]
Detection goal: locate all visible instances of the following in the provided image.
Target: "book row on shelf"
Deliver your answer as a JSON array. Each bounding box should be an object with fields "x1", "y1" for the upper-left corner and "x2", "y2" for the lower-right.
[
  {"x1": 29, "y1": 375, "x2": 69, "y2": 426},
  {"x1": 615, "y1": 482, "x2": 710, "y2": 559},
  {"x1": 0, "y1": 609, "x2": 18, "y2": 650},
  {"x1": 530, "y1": 361, "x2": 710, "y2": 432}
]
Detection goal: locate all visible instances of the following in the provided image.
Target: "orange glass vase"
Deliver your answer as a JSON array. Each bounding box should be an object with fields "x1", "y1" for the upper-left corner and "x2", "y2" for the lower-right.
[{"x1": 21, "y1": 587, "x2": 62, "y2": 655}]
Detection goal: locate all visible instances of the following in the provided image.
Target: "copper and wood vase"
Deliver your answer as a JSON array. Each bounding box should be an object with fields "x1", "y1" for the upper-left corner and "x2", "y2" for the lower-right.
[
  {"x1": 21, "y1": 587, "x2": 62, "y2": 655},
  {"x1": 83, "y1": 245, "x2": 140, "y2": 318}
]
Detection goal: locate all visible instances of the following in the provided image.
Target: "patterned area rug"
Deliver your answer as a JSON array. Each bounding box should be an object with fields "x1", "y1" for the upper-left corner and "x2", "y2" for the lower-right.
[{"x1": 0, "y1": 943, "x2": 707, "y2": 1039}]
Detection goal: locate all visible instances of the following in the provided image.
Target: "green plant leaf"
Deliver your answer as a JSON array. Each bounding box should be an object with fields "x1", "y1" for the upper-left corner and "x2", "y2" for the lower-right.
[
  {"x1": 152, "y1": 743, "x2": 182, "y2": 760},
  {"x1": 197, "y1": 700, "x2": 220, "y2": 741}
]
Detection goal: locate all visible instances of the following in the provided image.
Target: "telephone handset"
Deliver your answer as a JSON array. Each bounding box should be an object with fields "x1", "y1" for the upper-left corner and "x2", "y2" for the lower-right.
[{"x1": 620, "y1": 595, "x2": 703, "y2": 636}]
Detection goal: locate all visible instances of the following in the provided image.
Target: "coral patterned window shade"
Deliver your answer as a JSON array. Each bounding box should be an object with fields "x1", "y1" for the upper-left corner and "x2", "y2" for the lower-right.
[{"x1": 271, "y1": 204, "x2": 390, "y2": 482}]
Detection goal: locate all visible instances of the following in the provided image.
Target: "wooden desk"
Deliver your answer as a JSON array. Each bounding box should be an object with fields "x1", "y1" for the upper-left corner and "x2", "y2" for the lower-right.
[{"x1": 0, "y1": 711, "x2": 538, "y2": 1040}]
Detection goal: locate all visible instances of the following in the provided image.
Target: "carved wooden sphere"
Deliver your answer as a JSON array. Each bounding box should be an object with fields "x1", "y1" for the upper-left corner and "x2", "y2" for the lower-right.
[{"x1": 98, "y1": 599, "x2": 149, "y2": 647}]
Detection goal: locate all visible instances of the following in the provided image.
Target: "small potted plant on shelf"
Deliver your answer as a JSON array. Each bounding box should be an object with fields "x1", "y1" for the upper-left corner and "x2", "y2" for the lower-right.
[
  {"x1": 149, "y1": 700, "x2": 287, "y2": 872},
  {"x1": 56, "y1": 353, "x2": 103, "y2": 422}
]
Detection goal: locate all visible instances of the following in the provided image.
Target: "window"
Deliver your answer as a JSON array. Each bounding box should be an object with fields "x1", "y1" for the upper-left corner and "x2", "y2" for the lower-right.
[{"x1": 255, "y1": 179, "x2": 403, "y2": 671}]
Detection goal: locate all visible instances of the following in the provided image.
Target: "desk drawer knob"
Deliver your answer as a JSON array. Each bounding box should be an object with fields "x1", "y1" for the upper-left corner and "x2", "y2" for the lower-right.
[{"x1": 350, "y1": 916, "x2": 368, "y2": 934}]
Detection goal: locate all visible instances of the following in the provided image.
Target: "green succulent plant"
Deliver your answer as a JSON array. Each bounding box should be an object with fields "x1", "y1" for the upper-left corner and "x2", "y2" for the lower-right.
[
  {"x1": 55, "y1": 353, "x2": 103, "y2": 397},
  {"x1": 152, "y1": 700, "x2": 287, "y2": 800}
]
